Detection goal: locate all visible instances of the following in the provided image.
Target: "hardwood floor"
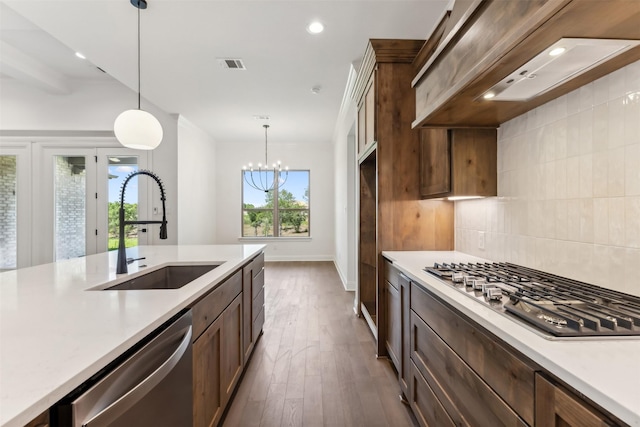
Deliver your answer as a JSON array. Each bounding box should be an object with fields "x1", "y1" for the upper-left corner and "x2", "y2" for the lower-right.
[{"x1": 222, "y1": 261, "x2": 417, "y2": 427}]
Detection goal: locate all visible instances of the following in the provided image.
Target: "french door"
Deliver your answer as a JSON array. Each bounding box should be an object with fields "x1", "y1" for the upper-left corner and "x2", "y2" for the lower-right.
[{"x1": 31, "y1": 143, "x2": 148, "y2": 266}]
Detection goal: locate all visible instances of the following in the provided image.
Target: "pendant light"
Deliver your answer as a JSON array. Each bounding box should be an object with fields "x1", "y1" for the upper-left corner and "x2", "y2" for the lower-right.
[
  {"x1": 114, "y1": 0, "x2": 163, "y2": 150},
  {"x1": 242, "y1": 124, "x2": 288, "y2": 193}
]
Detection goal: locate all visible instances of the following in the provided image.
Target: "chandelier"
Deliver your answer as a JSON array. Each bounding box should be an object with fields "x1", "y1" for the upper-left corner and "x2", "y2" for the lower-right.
[{"x1": 242, "y1": 124, "x2": 288, "y2": 193}]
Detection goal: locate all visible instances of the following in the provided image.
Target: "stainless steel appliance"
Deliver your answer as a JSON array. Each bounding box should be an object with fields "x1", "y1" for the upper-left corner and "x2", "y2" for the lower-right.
[
  {"x1": 54, "y1": 311, "x2": 193, "y2": 427},
  {"x1": 424, "y1": 262, "x2": 640, "y2": 338}
]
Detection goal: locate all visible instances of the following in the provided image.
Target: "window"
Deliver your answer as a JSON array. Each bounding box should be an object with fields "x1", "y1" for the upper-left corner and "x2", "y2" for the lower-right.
[{"x1": 242, "y1": 170, "x2": 309, "y2": 238}]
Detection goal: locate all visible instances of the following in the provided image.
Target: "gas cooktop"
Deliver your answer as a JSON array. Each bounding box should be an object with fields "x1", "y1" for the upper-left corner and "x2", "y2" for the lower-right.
[{"x1": 424, "y1": 262, "x2": 640, "y2": 338}]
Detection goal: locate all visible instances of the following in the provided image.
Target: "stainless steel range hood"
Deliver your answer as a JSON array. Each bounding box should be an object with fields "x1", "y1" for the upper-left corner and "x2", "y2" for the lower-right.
[{"x1": 481, "y1": 38, "x2": 640, "y2": 101}]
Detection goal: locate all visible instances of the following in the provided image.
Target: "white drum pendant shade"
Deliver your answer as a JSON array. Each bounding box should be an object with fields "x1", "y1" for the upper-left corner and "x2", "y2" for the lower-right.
[{"x1": 114, "y1": 109, "x2": 163, "y2": 150}]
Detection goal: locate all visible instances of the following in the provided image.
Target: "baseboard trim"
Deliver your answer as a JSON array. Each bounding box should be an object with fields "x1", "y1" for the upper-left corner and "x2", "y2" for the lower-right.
[{"x1": 265, "y1": 255, "x2": 333, "y2": 262}]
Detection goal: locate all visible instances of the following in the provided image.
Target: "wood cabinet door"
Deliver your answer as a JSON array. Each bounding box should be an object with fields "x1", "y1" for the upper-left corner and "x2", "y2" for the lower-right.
[
  {"x1": 535, "y1": 374, "x2": 613, "y2": 427},
  {"x1": 364, "y1": 71, "x2": 376, "y2": 150},
  {"x1": 420, "y1": 128, "x2": 451, "y2": 197},
  {"x1": 222, "y1": 294, "x2": 243, "y2": 406},
  {"x1": 357, "y1": 102, "x2": 367, "y2": 155},
  {"x1": 193, "y1": 315, "x2": 224, "y2": 427},
  {"x1": 385, "y1": 279, "x2": 401, "y2": 370},
  {"x1": 398, "y1": 273, "x2": 411, "y2": 399},
  {"x1": 242, "y1": 263, "x2": 254, "y2": 361}
]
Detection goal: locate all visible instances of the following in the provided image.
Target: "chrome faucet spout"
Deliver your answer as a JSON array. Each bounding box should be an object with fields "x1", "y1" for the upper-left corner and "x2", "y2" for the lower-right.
[{"x1": 116, "y1": 170, "x2": 168, "y2": 274}]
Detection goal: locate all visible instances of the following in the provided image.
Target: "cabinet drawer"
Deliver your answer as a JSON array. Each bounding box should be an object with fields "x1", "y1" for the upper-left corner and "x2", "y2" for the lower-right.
[
  {"x1": 253, "y1": 287, "x2": 264, "y2": 322},
  {"x1": 384, "y1": 259, "x2": 399, "y2": 290},
  {"x1": 253, "y1": 253, "x2": 265, "y2": 278},
  {"x1": 410, "y1": 360, "x2": 455, "y2": 427},
  {"x1": 411, "y1": 283, "x2": 535, "y2": 425},
  {"x1": 253, "y1": 306, "x2": 265, "y2": 339},
  {"x1": 410, "y1": 311, "x2": 527, "y2": 427},
  {"x1": 193, "y1": 270, "x2": 242, "y2": 340},
  {"x1": 252, "y1": 268, "x2": 264, "y2": 300}
]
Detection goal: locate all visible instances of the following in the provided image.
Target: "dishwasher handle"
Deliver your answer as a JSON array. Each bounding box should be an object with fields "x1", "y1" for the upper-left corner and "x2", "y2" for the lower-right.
[{"x1": 82, "y1": 324, "x2": 192, "y2": 427}]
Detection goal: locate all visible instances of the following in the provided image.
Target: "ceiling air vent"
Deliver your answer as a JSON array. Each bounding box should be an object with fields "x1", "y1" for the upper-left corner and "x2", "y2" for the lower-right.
[
  {"x1": 217, "y1": 58, "x2": 246, "y2": 70},
  {"x1": 481, "y1": 38, "x2": 640, "y2": 101}
]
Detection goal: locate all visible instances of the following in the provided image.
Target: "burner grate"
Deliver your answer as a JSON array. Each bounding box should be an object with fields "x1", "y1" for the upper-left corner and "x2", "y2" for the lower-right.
[{"x1": 424, "y1": 262, "x2": 640, "y2": 337}]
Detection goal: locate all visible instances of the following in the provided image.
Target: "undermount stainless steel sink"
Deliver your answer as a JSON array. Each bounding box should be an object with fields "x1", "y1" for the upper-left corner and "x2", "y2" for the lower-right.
[{"x1": 102, "y1": 265, "x2": 219, "y2": 290}]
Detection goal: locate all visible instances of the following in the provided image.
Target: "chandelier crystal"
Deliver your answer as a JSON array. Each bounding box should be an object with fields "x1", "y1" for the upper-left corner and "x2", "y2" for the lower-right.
[{"x1": 242, "y1": 124, "x2": 288, "y2": 193}]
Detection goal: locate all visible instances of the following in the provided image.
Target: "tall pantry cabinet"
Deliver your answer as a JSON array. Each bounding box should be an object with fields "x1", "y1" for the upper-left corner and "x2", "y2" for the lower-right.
[{"x1": 353, "y1": 39, "x2": 454, "y2": 356}]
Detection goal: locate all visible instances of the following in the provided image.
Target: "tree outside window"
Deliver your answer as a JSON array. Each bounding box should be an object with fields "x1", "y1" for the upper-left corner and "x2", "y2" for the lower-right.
[{"x1": 242, "y1": 170, "x2": 309, "y2": 237}]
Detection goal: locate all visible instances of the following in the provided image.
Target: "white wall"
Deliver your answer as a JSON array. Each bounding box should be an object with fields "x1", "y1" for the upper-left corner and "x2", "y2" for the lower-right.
[
  {"x1": 331, "y1": 66, "x2": 358, "y2": 290},
  {"x1": 177, "y1": 115, "x2": 217, "y2": 244},
  {"x1": 215, "y1": 140, "x2": 334, "y2": 261},
  {"x1": 455, "y1": 60, "x2": 640, "y2": 296}
]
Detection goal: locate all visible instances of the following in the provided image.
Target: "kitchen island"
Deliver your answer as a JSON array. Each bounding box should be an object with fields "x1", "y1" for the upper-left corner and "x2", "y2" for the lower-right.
[
  {"x1": 0, "y1": 244, "x2": 264, "y2": 427},
  {"x1": 384, "y1": 251, "x2": 640, "y2": 427}
]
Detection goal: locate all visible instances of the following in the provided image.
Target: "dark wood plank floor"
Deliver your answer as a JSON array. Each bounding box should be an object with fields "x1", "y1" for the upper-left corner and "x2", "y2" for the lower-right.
[{"x1": 222, "y1": 261, "x2": 417, "y2": 427}]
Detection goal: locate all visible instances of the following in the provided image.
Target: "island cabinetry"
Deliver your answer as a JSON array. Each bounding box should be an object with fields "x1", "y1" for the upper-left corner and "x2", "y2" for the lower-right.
[
  {"x1": 192, "y1": 270, "x2": 243, "y2": 427},
  {"x1": 535, "y1": 374, "x2": 617, "y2": 427},
  {"x1": 410, "y1": 282, "x2": 536, "y2": 426},
  {"x1": 383, "y1": 259, "x2": 410, "y2": 399},
  {"x1": 242, "y1": 252, "x2": 265, "y2": 361},
  {"x1": 354, "y1": 39, "x2": 454, "y2": 354},
  {"x1": 420, "y1": 128, "x2": 497, "y2": 199}
]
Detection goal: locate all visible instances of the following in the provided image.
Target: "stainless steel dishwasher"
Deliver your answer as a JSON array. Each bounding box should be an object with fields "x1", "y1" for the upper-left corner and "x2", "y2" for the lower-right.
[{"x1": 54, "y1": 311, "x2": 193, "y2": 427}]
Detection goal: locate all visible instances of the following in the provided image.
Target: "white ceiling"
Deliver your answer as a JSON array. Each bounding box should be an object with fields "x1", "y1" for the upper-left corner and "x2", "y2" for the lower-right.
[{"x1": 0, "y1": 0, "x2": 449, "y2": 144}]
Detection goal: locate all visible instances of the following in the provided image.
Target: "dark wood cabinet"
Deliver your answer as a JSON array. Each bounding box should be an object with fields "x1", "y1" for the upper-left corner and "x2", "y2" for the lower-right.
[
  {"x1": 192, "y1": 254, "x2": 263, "y2": 427},
  {"x1": 354, "y1": 39, "x2": 455, "y2": 354},
  {"x1": 357, "y1": 71, "x2": 377, "y2": 157},
  {"x1": 193, "y1": 313, "x2": 224, "y2": 427},
  {"x1": 420, "y1": 128, "x2": 497, "y2": 199},
  {"x1": 242, "y1": 252, "x2": 265, "y2": 362},
  {"x1": 535, "y1": 374, "x2": 616, "y2": 427}
]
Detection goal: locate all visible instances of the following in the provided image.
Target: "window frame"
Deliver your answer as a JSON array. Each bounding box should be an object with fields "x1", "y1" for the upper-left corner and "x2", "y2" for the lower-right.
[{"x1": 241, "y1": 169, "x2": 310, "y2": 238}]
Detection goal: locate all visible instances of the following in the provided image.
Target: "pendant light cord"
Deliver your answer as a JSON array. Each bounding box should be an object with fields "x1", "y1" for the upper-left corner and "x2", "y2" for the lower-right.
[
  {"x1": 137, "y1": 4, "x2": 141, "y2": 110},
  {"x1": 264, "y1": 124, "x2": 269, "y2": 166}
]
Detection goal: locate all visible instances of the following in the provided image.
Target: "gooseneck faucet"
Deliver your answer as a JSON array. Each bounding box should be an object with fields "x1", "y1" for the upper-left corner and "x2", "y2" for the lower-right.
[{"x1": 116, "y1": 170, "x2": 167, "y2": 274}]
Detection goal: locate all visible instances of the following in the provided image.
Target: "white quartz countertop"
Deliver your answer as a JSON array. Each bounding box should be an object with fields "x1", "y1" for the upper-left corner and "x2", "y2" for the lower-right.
[
  {"x1": 0, "y1": 244, "x2": 265, "y2": 427},
  {"x1": 383, "y1": 251, "x2": 640, "y2": 427}
]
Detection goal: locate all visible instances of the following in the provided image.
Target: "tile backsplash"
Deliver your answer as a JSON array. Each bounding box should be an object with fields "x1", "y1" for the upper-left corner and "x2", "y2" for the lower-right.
[{"x1": 455, "y1": 60, "x2": 640, "y2": 296}]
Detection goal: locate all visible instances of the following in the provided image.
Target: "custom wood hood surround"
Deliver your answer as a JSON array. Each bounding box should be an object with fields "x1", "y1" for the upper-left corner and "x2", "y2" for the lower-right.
[{"x1": 412, "y1": 0, "x2": 640, "y2": 128}]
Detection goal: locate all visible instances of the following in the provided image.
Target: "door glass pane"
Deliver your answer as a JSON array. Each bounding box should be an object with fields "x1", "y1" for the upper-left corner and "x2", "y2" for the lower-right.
[
  {"x1": 108, "y1": 157, "x2": 138, "y2": 251},
  {"x1": 54, "y1": 156, "x2": 86, "y2": 260},
  {"x1": 0, "y1": 155, "x2": 17, "y2": 269}
]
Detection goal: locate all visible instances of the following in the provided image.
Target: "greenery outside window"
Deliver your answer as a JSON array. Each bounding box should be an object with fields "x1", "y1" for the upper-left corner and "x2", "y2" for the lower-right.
[{"x1": 242, "y1": 170, "x2": 310, "y2": 237}]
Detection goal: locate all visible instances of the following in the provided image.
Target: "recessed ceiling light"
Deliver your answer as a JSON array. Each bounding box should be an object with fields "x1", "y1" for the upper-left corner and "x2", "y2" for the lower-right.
[
  {"x1": 75, "y1": 52, "x2": 86, "y2": 60},
  {"x1": 307, "y1": 21, "x2": 324, "y2": 34},
  {"x1": 549, "y1": 47, "x2": 566, "y2": 57},
  {"x1": 483, "y1": 92, "x2": 496, "y2": 100},
  {"x1": 311, "y1": 85, "x2": 321, "y2": 94}
]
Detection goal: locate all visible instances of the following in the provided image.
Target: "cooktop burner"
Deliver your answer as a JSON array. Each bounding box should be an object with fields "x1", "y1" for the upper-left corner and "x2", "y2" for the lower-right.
[{"x1": 424, "y1": 262, "x2": 640, "y2": 338}]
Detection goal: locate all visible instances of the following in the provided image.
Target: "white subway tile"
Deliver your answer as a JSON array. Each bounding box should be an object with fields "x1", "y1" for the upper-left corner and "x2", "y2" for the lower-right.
[
  {"x1": 607, "y1": 147, "x2": 625, "y2": 196},
  {"x1": 608, "y1": 67, "x2": 627, "y2": 101},
  {"x1": 623, "y1": 248, "x2": 640, "y2": 295},
  {"x1": 625, "y1": 143, "x2": 640, "y2": 196},
  {"x1": 624, "y1": 196, "x2": 640, "y2": 248},
  {"x1": 593, "y1": 198, "x2": 609, "y2": 245},
  {"x1": 608, "y1": 98, "x2": 625, "y2": 149},
  {"x1": 608, "y1": 197, "x2": 625, "y2": 246},
  {"x1": 555, "y1": 158, "x2": 567, "y2": 200},
  {"x1": 593, "y1": 74, "x2": 609, "y2": 106},
  {"x1": 554, "y1": 118, "x2": 567, "y2": 160},
  {"x1": 579, "y1": 154, "x2": 593, "y2": 198},
  {"x1": 592, "y1": 103, "x2": 608, "y2": 153},
  {"x1": 592, "y1": 153, "x2": 608, "y2": 198},
  {"x1": 623, "y1": 91, "x2": 640, "y2": 146},
  {"x1": 566, "y1": 113, "x2": 581, "y2": 157},
  {"x1": 567, "y1": 88, "x2": 581, "y2": 115},
  {"x1": 580, "y1": 199, "x2": 594, "y2": 243},
  {"x1": 566, "y1": 157, "x2": 580, "y2": 198},
  {"x1": 579, "y1": 82, "x2": 594, "y2": 111},
  {"x1": 567, "y1": 199, "x2": 580, "y2": 241},
  {"x1": 555, "y1": 199, "x2": 568, "y2": 240},
  {"x1": 624, "y1": 60, "x2": 640, "y2": 92}
]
